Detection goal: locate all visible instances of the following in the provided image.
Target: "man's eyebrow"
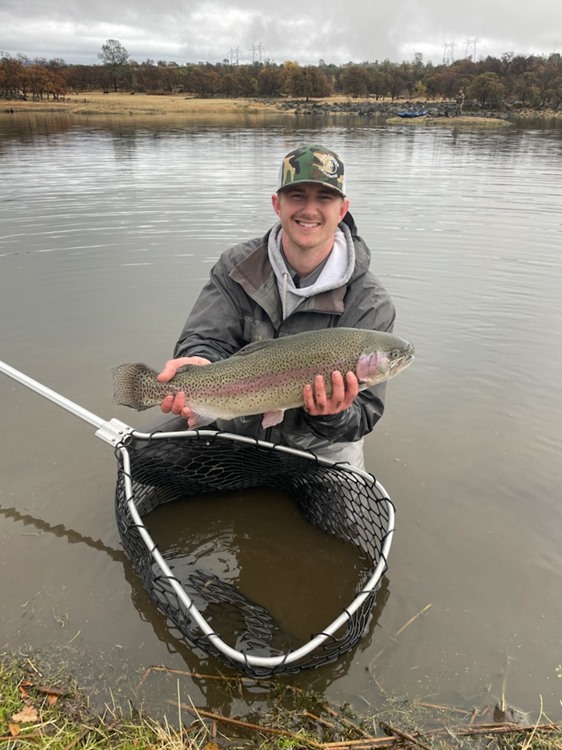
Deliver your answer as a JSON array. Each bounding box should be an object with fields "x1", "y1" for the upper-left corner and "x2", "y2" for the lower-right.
[{"x1": 284, "y1": 186, "x2": 339, "y2": 197}]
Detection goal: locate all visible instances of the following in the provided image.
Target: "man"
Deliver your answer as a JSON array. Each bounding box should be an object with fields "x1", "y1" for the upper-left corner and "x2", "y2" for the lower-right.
[
  {"x1": 157, "y1": 144, "x2": 395, "y2": 469},
  {"x1": 455, "y1": 88, "x2": 465, "y2": 116}
]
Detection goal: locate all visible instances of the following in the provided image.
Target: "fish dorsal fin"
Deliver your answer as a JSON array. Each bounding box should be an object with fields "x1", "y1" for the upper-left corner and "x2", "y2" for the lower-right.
[
  {"x1": 176, "y1": 363, "x2": 196, "y2": 374},
  {"x1": 233, "y1": 339, "x2": 274, "y2": 357}
]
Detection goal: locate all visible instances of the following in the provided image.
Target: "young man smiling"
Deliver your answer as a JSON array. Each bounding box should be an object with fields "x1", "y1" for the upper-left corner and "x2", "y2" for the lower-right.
[
  {"x1": 157, "y1": 144, "x2": 395, "y2": 469},
  {"x1": 271, "y1": 182, "x2": 350, "y2": 271}
]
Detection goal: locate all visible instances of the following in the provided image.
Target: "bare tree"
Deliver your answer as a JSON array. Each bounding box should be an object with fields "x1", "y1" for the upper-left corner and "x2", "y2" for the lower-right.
[{"x1": 98, "y1": 39, "x2": 130, "y2": 92}]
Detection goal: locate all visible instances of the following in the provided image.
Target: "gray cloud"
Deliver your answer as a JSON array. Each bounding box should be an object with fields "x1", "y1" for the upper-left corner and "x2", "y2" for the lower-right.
[{"x1": 1, "y1": 0, "x2": 561, "y2": 66}]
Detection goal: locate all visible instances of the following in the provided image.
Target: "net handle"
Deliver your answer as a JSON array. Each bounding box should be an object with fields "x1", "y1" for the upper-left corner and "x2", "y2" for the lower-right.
[{"x1": 0, "y1": 359, "x2": 107, "y2": 430}]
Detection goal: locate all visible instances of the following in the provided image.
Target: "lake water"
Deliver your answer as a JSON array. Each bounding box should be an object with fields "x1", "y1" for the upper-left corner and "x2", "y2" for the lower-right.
[{"x1": 1, "y1": 112, "x2": 561, "y2": 720}]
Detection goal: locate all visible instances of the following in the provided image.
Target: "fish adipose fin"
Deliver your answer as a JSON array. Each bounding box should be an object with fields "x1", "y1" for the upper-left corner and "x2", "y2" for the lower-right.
[{"x1": 112, "y1": 363, "x2": 158, "y2": 411}]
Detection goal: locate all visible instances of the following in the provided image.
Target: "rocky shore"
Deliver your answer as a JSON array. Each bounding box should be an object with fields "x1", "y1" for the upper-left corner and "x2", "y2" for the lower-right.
[{"x1": 275, "y1": 97, "x2": 560, "y2": 122}]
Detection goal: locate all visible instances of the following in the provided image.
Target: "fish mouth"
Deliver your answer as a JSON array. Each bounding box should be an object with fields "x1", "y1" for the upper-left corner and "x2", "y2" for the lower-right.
[
  {"x1": 390, "y1": 344, "x2": 415, "y2": 374},
  {"x1": 392, "y1": 351, "x2": 415, "y2": 373}
]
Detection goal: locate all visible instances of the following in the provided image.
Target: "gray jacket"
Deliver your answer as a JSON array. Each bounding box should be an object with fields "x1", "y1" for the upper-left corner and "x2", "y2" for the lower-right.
[{"x1": 173, "y1": 213, "x2": 396, "y2": 452}]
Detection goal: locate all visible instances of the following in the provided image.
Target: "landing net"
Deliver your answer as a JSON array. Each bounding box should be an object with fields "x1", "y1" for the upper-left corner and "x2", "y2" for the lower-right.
[
  {"x1": 114, "y1": 429, "x2": 394, "y2": 677},
  {"x1": 0, "y1": 361, "x2": 396, "y2": 677}
]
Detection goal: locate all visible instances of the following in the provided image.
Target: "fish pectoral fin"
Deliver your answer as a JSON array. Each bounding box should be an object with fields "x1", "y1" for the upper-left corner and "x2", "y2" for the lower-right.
[
  {"x1": 261, "y1": 409, "x2": 285, "y2": 429},
  {"x1": 187, "y1": 411, "x2": 216, "y2": 429}
]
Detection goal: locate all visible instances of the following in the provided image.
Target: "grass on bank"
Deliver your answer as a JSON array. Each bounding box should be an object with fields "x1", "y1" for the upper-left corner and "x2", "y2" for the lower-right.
[
  {"x1": 1, "y1": 655, "x2": 562, "y2": 750},
  {"x1": 5, "y1": 91, "x2": 561, "y2": 120}
]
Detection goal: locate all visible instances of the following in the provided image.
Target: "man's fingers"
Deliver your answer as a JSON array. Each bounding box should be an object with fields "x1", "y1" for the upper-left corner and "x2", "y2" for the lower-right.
[
  {"x1": 303, "y1": 371, "x2": 359, "y2": 416},
  {"x1": 157, "y1": 362, "x2": 177, "y2": 382},
  {"x1": 158, "y1": 356, "x2": 211, "y2": 383},
  {"x1": 303, "y1": 383, "x2": 315, "y2": 411},
  {"x1": 329, "y1": 370, "x2": 346, "y2": 405},
  {"x1": 344, "y1": 371, "x2": 360, "y2": 402},
  {"x1": 314, "y1": 374, "x2": 327, "y2": 410},
  {"x1": 160, "y1": 394, "x2": 175, "y2": 413}
]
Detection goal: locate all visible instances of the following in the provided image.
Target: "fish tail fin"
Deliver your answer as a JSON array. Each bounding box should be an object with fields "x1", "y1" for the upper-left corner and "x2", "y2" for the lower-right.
[{"x1": 112, "y1": 362, "x2": 159, "y2": 411}]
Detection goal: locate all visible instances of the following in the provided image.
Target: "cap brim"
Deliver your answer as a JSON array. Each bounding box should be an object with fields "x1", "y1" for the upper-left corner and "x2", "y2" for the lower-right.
[{"x1": 277, "y1": 180, "x2": 346, "y2": 197}]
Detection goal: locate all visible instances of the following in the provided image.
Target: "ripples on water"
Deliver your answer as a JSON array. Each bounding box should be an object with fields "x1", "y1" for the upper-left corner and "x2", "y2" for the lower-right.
[{"x1": 1, "y1": 114, "x2": 561, "y2": 717}]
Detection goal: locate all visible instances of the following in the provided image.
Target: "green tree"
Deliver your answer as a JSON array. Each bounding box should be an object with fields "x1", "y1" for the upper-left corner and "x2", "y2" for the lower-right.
[
  {"x1": 98, "y1": 39, "x2": 130, "y2": 91},
  {"x1": 136, "y1": 59, "x2": 160, "y2": 92},
  {"x1": 513, "y1": 71, "x2": 541, "y2": 107},
  {"x1": 290, "y1": 66, "x2": 332, "y2": 98},
  {"x1": 412, "y1": 80, "x2": 428, "y2": 99},
  {"x1": 368, "y1": 68, "x2": 389, "y2": 99},
  {"x1": 185, "y1": 66, "x2": 221, "y2": 97},
  {"x1": 467, "y1": 72, "x2": 505, "y2": 108},
  {"x1": 279, "y1": 61, "x2": 301, "y2": 97},
  {"x1": 386, "y1": 66, "x2": 408, "y2": 100},
  {"x1": 232, "y1": 66, "x2": 258, "y2": 96},
  {"x1": 339, "y1": 64, "x2": 371, "y2": 97},
  {"x1": 535, "y1": 56, "x2": 562, "y2": 107},
  {"x1": 257, "y1": 66, "x2": 284, "y2": 97},
  {"x1": 220, "y1": 71, "x2": 244, "y2": 97}
]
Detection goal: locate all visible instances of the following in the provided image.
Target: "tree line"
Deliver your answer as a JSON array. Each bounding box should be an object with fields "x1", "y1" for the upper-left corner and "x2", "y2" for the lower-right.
[{"x1": 2, "y1": 39, "x2": 562, "y2": 110}]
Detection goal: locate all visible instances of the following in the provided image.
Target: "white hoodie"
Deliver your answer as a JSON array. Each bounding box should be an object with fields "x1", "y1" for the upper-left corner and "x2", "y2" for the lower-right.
[{"x1": 267, "y1": 221, "x2": 356, "y2": 319}]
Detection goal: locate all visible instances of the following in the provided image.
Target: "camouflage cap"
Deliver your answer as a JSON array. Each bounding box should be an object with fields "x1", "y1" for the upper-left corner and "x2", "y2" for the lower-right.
[{"x1": 277, "y1": 144, "x2": 346, "y2": 196}]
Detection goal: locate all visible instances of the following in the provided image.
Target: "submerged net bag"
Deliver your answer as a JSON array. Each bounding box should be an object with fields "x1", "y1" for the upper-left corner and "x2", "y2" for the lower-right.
[{"x1": 114, "y1": 428, "x2": 394, "y2": 677}]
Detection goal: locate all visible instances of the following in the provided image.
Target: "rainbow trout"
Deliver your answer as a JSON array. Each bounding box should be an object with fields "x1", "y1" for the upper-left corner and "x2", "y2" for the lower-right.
[{"x1": 112, "y1": 328, "x2": 414, "y2": 429}]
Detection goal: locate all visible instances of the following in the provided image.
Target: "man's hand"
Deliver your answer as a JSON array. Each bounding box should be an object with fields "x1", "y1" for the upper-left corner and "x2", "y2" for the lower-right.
[
  {"x1": 157, "y1": 356, "x2": 211, "y2": 421},
  {"x1": 303, "y1": 371, "x2": 359, "y2": 417}
]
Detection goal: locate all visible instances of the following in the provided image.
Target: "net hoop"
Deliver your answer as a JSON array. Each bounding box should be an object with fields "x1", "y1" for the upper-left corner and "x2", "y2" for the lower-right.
[{"x1": 115, "y1": 429, "x2": 394, "y2": 676}]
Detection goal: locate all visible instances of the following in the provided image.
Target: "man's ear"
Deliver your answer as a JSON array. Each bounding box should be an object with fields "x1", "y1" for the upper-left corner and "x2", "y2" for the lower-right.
[{"x1": 271, "y1": 192, "x2": 281, "y2": 217}]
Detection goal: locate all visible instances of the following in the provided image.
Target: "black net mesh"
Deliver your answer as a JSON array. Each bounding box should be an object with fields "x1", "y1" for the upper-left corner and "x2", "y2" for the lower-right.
[{"x1": 114, "y1": 430, "x2": 394, "y2": 676}]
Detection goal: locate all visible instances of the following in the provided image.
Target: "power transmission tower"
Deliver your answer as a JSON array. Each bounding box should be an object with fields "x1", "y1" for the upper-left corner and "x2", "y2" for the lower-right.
[
  {"x1": 442, "y1": 42, "x2": 454, "y2": 64},
  {"x1": 230, "y1": 47, "x2": 240, "y2": 65},
  {"x1": 251, "y1": 43, "x2": 263, "y2": 63},
  {"x1": 465, "y1": 38, "x2": 479, "y2": 61}
]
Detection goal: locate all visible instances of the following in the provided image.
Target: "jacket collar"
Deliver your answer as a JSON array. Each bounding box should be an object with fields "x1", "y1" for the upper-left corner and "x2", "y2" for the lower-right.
[{"x1": 229, "y1": 218, "x2": 368, "y2": 325}]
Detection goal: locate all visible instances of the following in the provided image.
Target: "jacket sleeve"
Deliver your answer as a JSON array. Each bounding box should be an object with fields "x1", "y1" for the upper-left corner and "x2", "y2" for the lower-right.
[
  {"x1": 301, "y1": 273, "x2": 396, "y2": 442},
  {"x1": 173, "y1": 257, "x2": 247, "y2": 362}
]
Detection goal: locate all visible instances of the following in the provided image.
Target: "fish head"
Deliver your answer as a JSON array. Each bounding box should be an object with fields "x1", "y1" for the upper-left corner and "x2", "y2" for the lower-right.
[{"x1": 356, "y1": 335, "x2": 415, "y2": 385}]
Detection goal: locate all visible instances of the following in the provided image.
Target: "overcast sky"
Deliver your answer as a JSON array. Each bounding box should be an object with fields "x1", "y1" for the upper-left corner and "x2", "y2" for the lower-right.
[{"x1": 1, "y1": 0, "x2": 560, "y2": 67}]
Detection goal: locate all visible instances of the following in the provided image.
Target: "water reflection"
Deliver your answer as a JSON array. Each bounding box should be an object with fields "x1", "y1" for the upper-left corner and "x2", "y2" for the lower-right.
[{"x1": 0, "y1": 505, "x2": 125, "y2": 563}]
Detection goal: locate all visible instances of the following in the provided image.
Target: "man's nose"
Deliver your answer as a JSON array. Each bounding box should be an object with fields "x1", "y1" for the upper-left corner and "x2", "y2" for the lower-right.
[{"x1": 300, "y1": 196, "x2": 321, "y2": 211}]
